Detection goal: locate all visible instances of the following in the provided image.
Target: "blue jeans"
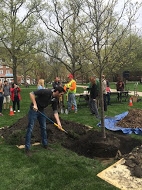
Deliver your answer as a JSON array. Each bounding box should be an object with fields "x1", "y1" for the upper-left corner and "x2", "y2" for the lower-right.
[
  {"x1": 25, "y1": 108, "x2": 47, "y2": 150},
  {"x1": 89, "y1": 98, "x2": 99, "y2": 117},
  {"x1": 68, "y1": 93, "x2": 77, "y2": 111}
]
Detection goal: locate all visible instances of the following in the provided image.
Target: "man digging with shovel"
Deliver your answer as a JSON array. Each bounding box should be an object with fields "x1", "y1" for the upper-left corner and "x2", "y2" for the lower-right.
[{"x1": 25, "y1": 86, "x2": 65, "y2": 157}]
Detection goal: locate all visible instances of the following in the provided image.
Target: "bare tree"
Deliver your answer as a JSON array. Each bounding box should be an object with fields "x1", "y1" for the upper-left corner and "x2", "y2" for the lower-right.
[
  {"x1": 82, "y1": 0, "x2": 141, "y2": 138},
  {"x1": 37, "y1": 0, "x2": 92, "y2": 78}
]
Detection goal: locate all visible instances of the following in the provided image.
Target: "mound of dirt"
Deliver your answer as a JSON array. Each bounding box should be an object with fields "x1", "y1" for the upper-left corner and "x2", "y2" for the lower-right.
[
  {"x1": 117, "y1": 108, "x2": 142, "y2": 128},
  {"x1": 0, "y1": 107, "x2": 142, "y2": 178}
]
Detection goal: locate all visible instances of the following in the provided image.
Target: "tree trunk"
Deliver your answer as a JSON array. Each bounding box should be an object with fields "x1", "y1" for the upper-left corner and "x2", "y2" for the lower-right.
[{"x1": 12, "y1": 56, "x2": 17, "y2": 84}]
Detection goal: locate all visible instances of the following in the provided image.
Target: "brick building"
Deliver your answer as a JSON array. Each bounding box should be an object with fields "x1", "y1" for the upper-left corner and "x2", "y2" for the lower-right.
[
  {"x1": 0, "y1": 64, "x2": 13, "y2": 83},
  {"x1": 0, "y1": 64, "x2": 32, "y2": 84}
]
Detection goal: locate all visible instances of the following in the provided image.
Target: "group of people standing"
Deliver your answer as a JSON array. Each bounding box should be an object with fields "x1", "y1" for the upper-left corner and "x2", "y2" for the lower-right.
[{"x1": 0, "y1": 80, "x2": 21, "y2": 116}]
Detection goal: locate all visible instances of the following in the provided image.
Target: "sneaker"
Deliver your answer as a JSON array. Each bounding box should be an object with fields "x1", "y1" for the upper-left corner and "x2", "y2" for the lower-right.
[
  {"x1": 14, "y1": 110, "x2": 16, "y2": 113},
  {"x1": 65, "y1": 109, "x2": 69, "y2": 114},
  {"x1": 25, "y1": 149, "x2": 32, "y2": 157},
  {"x1": 0, "y1": 113, "x2": 3, "y2": 116},
  {"x1": 18, "y1": 110, "x2": 20, "y2": 112}
]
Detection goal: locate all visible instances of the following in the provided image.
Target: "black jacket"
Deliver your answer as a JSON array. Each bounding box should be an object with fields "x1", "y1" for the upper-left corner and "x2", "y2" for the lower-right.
[{"x1": 89, "y1": 83, "x2": 98, "y2": 99}]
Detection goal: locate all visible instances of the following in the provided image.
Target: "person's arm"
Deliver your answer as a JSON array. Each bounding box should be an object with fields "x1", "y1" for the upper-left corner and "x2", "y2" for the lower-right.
[
  {"x1": 30, "y1": 92, "x2": 38, "y2": 111},
  {"x1": 54, "y1": 112, "x2": 62, "y2": 129},
  {"x1": 52, "y1": 99, "x2": 63, "y2": 129}
]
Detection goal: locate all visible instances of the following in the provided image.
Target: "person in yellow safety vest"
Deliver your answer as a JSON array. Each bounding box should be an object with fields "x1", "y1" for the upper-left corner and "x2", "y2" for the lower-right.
[{"x1": 64, "y1": 74, "x2": 77, "y2": 113}]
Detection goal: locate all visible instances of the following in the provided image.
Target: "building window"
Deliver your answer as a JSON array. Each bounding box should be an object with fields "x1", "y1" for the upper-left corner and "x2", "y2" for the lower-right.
[
  {"x1": 6, "y1": 70, "x2": 10, "y2": 74},
  {"x1": 0, "y1": 70, "x2": 3, "y2": 74}
]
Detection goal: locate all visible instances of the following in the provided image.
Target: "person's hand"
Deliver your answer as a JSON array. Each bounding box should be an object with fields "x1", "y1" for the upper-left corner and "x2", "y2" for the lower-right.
[
  {"x1": 33, "y1": 105, "x2": 38, "y2": 111},
  {"x1": 57, "y1": 125, "x2": 63, "y2": 130}
]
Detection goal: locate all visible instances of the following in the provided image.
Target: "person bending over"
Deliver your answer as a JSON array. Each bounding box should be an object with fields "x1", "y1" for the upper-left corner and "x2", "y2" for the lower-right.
[{"x1": 25, "y1": 86, "x2": 65, "y2": 156}]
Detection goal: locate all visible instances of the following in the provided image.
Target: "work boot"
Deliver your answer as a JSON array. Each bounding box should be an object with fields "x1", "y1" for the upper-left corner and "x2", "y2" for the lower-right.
[
  {"x1": 25, "y1": 149, "x2": 32, "y2": 157},
  {"x1": 43, "y1": 145, "x2": 53, "y2": 150}
]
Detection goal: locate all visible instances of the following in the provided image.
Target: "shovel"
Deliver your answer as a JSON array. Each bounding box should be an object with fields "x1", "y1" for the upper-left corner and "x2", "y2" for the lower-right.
[
  {"x1": 37, "y1": 110, "x2": 68, "y2": 134},
  {"x1": 37, "y1": 110, "x2": 78, "y2": 139}
]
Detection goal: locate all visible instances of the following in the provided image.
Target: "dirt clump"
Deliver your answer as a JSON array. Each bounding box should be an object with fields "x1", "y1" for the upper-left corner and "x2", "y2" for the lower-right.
[
  {"x1": 0, "y1": 107, "x2": 142, "y2": 178},
  {"x1": 123, "y1": 145, "x2": 142, "y2": 178}
]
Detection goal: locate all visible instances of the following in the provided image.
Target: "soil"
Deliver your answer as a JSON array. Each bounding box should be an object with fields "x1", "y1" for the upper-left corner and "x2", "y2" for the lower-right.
[
  {"x1": 117, "y1": 108, "x2": 142, "y2": 128},
  {"x1": 0, "y1": 107, "x2": 142, "y2": 178}
]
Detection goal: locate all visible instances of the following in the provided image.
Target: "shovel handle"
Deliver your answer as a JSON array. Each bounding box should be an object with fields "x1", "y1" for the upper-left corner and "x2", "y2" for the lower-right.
[
  {"x1": 37, "y1": 110, "x2": 68, "y2": 134},
  {"x1": 54, "y1": 123, "x2": 68, "y2": 133}
]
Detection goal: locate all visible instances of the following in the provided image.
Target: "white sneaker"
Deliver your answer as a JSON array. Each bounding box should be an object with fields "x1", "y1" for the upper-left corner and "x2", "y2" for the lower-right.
[
  {"x1": 14, "y1": 110, "x2": 16, "y2": 113},
  {"x1": 18, "y1": 110, "x2": 20, "y2": 112}
]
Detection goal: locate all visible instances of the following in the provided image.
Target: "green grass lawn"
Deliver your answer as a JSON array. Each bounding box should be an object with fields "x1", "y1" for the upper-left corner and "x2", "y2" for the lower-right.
[{"x1": 0, "y1": 85, "x2": 141, "y2": 190}]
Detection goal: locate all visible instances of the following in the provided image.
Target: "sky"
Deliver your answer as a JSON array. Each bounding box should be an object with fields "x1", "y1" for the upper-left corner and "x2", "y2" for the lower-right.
[
  {"x1": 17, "y1": 0, "x2": 142, "y2": 32},
  {"x1": 117, "y1": 0, "x2": 142, "y2": 30}
]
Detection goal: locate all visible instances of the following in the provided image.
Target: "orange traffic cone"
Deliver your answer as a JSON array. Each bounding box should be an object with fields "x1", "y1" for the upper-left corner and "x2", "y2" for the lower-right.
[
  {"x1": 9, "y1": 106, "x2": 15, "y2": 116},
  {"x1": 128, "y1": 97, "x2": 133, "y2": 106},
  {"x1": 72, "y1": 105, "x2": 74, "y2": 110}
]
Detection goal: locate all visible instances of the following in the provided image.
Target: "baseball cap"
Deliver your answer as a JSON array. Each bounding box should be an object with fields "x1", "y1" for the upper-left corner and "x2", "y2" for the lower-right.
[{"x1": 68, "y1": 74, "x2": 73, "y2": 78}]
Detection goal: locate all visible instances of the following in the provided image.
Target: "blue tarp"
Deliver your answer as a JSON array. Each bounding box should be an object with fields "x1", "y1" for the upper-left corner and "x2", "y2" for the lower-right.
[{"x1": 97, "y1": 111, "x2": 142, "y2": 135}]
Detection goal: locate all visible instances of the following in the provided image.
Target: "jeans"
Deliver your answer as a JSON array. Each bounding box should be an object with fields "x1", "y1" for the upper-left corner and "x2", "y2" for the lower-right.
[
  {"x1": 25, "y1": 108, "x2": 47, "y2": 150},
  {"x1": 89, "y1": 98, "x2": 99, "y2": 117},
  {"x1": 13, "y1": 96, "x2": 20, "y2": 111},
  {"x1": 68, "y1": 93, "x2": 77, "y2": 111}
]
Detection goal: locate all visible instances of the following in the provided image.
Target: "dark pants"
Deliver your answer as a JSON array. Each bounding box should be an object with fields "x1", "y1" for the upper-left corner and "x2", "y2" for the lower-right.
[
  {"x1": 0, "y1": 96, "x2": 4, "y2": 112},
  {"x1": 13, "y1": 96, "x2": 20, "y2": 111},
  {"x1": 89, "y1": 97, "x2": 99, "y2": 117},
  {"x1": 106, "y1": 92, "x2": 110, "y2": 105},
  {"x1": 117, "y1": 92, "x2": 122, "y2": 102},
  {"x1": 103, "y1": 94, "x2": 107, "y2": 111}
]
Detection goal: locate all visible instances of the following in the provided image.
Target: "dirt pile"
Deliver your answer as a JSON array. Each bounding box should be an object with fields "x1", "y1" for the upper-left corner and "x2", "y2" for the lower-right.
[
  {"x1": 117, "y1": 108, "x2": 142, "y2": 128},
  {"x1": 123, "y1": 145, "x2": 142, "y2": 178}
]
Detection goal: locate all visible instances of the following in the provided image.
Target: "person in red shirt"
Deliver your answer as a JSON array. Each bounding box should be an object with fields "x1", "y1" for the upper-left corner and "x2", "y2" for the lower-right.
[{"x1": 10, "y1": 83, "x2": 21, "y2": 112}]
